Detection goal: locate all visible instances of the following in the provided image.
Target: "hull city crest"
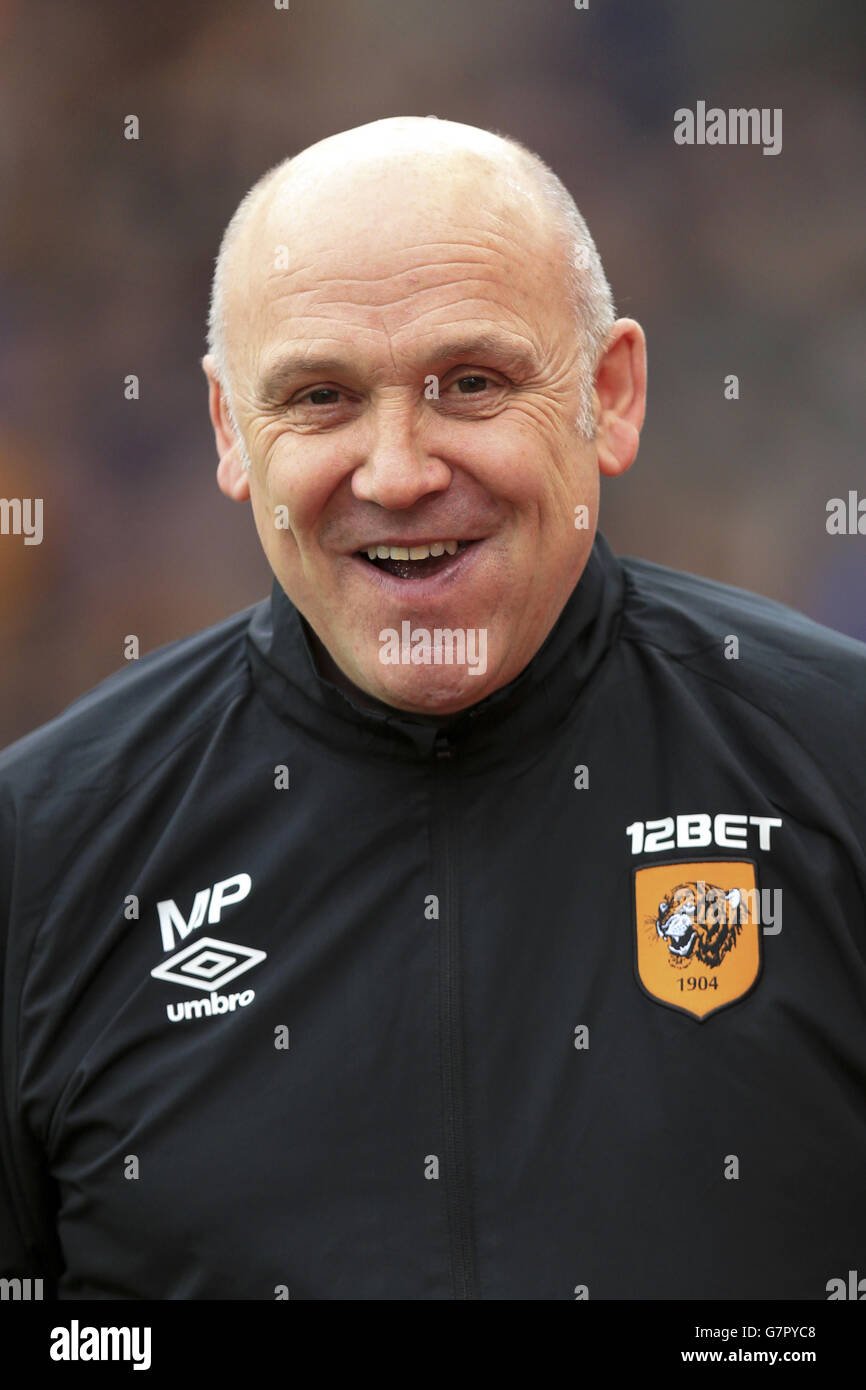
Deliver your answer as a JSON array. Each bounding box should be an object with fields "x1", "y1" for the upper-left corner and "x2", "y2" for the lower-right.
[{"x1": 634, "y1": 860, "x2": 762, "y2": 1020}]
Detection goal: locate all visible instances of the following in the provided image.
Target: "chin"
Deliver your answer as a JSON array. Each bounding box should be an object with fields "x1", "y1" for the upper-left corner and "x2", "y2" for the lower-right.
[{"x1": 370, "y1": 664, "x2": 496, "y2": 716}]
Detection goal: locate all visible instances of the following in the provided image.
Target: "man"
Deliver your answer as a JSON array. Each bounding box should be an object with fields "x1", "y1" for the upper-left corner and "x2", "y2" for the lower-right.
[{"x1": 1, "y1": 117, "x2": 864, "y2": 1301}]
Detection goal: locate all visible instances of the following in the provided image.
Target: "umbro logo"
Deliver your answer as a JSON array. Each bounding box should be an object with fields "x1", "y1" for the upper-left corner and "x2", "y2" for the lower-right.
[
  {"x1": 151, "y1": 937, "x2": 266, "y2": 992},
  {"x1": 152, "y1": 939, "x2": 267, "y2": 1025},
  {"x1": 150, "y1": 873, "x2": 266, "y2": 1024}
]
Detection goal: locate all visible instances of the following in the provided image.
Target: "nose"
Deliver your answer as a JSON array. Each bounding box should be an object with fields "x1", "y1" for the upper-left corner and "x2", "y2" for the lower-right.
[{"x1": 351, "y1": 402, "x2": 452, "y2": 510}]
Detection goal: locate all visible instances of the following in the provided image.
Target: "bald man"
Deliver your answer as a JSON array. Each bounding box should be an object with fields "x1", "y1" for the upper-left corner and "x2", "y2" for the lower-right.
[
  {"x1": 204, "y1": 116, "x2": 643, "y2": 715},
  {"x1": 1, "y1": 118, "x2": 865, "y2": 1302}
]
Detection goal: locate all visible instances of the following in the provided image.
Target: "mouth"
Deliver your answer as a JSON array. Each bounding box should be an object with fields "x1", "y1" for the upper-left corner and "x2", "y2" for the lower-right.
[
  {"x1": 354, "y1": 538, "x2": 480, "y2": 583},
  {"x1": 666, "y1": 930, "x2": 696, "y2": 957}
]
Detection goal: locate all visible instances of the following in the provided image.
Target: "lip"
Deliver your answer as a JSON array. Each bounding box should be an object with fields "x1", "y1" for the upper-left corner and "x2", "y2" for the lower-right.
[
  {"x1": 352, "y1": 538, "x2": 478, "y2": 554},
  {"x1": 347, "y1": 537, "x2": 488, "y2": 602}
]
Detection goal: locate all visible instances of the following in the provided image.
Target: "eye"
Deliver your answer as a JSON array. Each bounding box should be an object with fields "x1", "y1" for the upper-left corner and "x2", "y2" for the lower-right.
[
  {"x1": 439, "y1": 371, "x2": 508, "y2": 403},
  {"x1": 454, "y1": 375, "x2": 489, "y2": 394},
  {"x1": 302, "y1": 388, "x2": 342, "y2": 406}
]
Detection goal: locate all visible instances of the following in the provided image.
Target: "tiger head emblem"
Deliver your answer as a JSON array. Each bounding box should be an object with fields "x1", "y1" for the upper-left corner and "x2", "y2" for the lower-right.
[{"x1": 655, "y1": 881, "x2": 744, "y2": 969}]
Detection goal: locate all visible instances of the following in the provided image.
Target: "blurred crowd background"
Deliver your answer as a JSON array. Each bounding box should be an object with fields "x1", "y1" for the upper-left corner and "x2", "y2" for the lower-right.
[{"x1": 0, "y1": 0, "x2": 864, "y2": 746}]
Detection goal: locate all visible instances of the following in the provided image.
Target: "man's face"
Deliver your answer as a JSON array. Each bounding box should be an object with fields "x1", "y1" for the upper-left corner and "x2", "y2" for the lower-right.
[{"x1": 211, "y1": 155, "x2": 613, "y2": 714}]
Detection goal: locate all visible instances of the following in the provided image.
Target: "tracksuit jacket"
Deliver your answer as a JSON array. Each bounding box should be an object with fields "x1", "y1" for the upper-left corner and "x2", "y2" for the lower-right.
[{"x1": 1, "y1": 530, "x2": 865, "y2": 1300}]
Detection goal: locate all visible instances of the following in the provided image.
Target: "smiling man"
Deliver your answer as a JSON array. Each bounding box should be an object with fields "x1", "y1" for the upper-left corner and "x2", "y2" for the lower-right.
[
  {"x1": 1, "y1": 117, "x2": 865, "y2": 1303},
  {"x1": 203, "y1": 117, "x2": 644, "y2": 714}
]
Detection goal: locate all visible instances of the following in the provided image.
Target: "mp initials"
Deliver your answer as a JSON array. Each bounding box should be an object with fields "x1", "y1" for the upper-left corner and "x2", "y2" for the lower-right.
[{"x1": 157, "y1": 873, "x2": 252, "y2": 951}]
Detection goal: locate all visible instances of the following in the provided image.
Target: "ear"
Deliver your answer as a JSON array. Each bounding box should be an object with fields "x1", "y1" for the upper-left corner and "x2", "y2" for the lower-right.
[
  {"x1": 591, "y1": 319, "x2": 647, "y2": 479},
  {"x1": 202, "y1": 354, "x2": 251, "y2": 502}
]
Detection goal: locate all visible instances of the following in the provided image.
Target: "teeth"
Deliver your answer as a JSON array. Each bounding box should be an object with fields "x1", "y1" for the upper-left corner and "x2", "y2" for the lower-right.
[{"x1": 362, "y1": 540, "x2": 462, "y2": 561}]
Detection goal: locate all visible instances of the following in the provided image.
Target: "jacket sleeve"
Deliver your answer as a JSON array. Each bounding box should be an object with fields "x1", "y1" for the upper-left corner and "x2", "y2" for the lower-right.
[{"x1": 0, "y1": 784, "x2": 61, "y2": 1295}]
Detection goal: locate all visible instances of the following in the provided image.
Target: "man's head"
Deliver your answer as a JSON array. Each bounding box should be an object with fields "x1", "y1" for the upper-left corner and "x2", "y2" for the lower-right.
[{"x1": 203, "y1": 116, "x2": 646, "y2": 714}]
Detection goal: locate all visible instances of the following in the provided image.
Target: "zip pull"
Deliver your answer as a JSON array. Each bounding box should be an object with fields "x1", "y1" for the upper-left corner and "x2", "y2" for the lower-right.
[{"x1": 434, "y1": 730, "x2": 455, "y2": 760}]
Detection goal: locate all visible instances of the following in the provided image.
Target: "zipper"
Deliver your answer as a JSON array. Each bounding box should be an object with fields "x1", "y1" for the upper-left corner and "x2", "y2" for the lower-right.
[{"x1": 432, "y1": 729, "x2": 478, "y2": 1299}]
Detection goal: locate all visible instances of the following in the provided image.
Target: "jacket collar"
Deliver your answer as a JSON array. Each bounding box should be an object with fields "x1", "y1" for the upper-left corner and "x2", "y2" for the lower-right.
[{"x1": 246, "y1": 529, "x2": 625, "y2": 762}]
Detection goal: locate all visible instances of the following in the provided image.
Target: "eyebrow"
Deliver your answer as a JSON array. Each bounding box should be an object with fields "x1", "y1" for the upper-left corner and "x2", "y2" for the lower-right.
[
  {"x1": 256, "y1": 331, "x2": 539, "y2": 402},
  {"x1": 430, "y1": 334, "x2": 540, "y2": 376}
]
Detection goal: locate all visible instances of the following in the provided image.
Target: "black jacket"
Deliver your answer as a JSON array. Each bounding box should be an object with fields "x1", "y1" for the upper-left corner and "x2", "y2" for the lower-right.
[{"x1": 1, "y1": 531, "x2": 865, "y2": 1300}]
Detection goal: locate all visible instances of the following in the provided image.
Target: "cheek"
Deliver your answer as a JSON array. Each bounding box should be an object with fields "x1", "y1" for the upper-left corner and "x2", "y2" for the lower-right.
[
  {"x1": 248, "y1": 485, "x2": 285, "y2": 561},
  {"x1": 258, "y1": 433, "x2": 349, "y2": 532},
  {"x1": 482, "y1": 412, "x2": 593, "y2": 511}
]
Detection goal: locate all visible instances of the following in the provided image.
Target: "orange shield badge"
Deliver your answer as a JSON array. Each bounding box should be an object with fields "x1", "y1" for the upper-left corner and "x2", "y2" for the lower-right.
[{"x1": 634, "y1": 860, "x2": 762, "y2": 1021}]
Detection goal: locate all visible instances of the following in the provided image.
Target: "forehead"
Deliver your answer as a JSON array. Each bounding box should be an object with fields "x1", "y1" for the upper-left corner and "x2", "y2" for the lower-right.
[{"x1": 230, "y1": 157, "x2": 570, "y2": 380}]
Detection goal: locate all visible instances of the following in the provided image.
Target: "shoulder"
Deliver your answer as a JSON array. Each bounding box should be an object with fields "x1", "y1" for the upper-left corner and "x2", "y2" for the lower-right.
[
  {"x1": 618, "y1": 553, "x2": 866, "y2": 735},
  {"x1": 0, "y1": 599, "x2": 265, "y2": 807}
]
